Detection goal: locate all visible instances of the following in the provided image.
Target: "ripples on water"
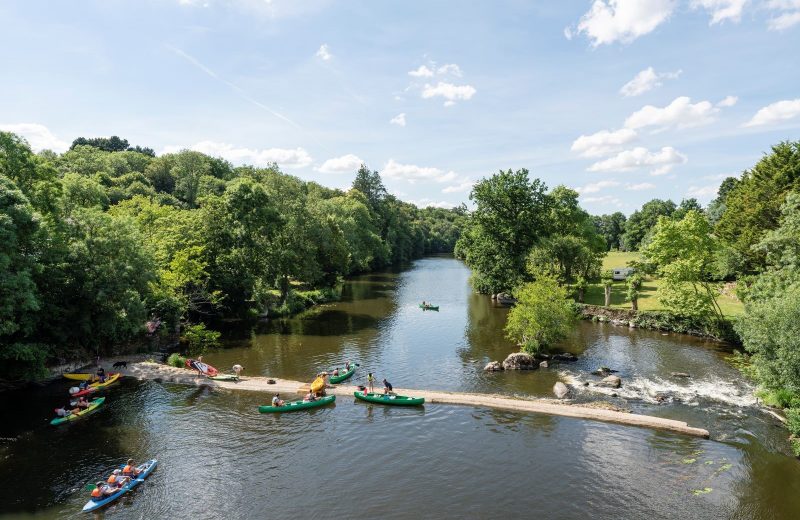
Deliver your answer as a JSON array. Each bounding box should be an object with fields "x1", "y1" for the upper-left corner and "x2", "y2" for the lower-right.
[{"x1": 2, "y1": 257, "x2": 800, "y2": 519}]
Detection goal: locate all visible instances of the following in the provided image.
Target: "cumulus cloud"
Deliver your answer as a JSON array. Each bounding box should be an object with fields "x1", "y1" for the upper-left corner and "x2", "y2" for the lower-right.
[
  {"x1": 421, "y1": 82, "x2": 477, "y2": 106},
  {"x1": 408, "y1": 198, "x2": 456, "y2": 209},
  {"x1": 408, "y1": 65, "x2": 434, "y2": 77},
  {"x1": 568, "y1": 0, "x2": 676, "y2": 46},
  {"x1": 0, "y1": 123, "x2": 70, "y2": 152},
  {"x1": 687, "y1": 184, "x2": 720, "y2": 199},
  {"x1": 624, "y1": 96, "x2": 720, "y2": 130},
  {"x1": 442, "y1": 181, "x2": 475, "y2": 193},
  {"x1": 162, "y1": 141, "x2": 312, "y2": 168},
  {"x1": 575, "y1": 180, "x2": 621, "y2": 194},
  {"x1": 717, "y1": 95, "x2": 738, "y2": 107},
  {"x1": 744, "y1": 99, "x2": 800, "y2": 127},
  {"x1": 767, "y1": 0, "x2": 800, "y2": 30},
  {"x1": 581, "y1": 195, "x2": 624, "y2": 207},
  {"x1": 316, "y1": 44, "x2": 332, "y2": 61},
  {"x1": 390, "y1": 113, "x2": 407, "y2": 127},
  {"x1": 619, "y1": 67, "x2": 681, "y2": 97},
  {"x1": 436, "y1": 64, "x2": 462, "y2": 77},
  {"x1": 571, "y1": 128, "x2": 637, "y2": 158},
  {"x1": 588, "y1": 146, "x2": 687, "y2": 175},
  {"x1": 316, "y1": 154, "x2": 364, "y2": 173},
  {"x1": 382, "y1": 159, "x2": 457, "y2": 184},
  {"x1": 691, "y1": 0, "x2": 748, "y2": 25},
  {"x1": 626, "y1": 182, "x2": 657, "y2": 190}
]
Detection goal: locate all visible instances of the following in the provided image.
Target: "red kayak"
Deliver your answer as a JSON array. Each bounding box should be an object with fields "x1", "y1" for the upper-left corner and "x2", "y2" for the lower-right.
[{"x1": 185, "y1": 359, "x2": 218, "y2": 377}]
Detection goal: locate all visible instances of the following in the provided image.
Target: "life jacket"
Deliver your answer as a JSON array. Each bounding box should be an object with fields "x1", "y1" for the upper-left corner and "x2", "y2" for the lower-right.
[
  {"x1": 91, "y1": 488, "x2": 103, "y2": 498},
  {"x1": 107, "y1": 475, "x2": 117, "y2": 484},
  {"x1": 122, "y1": 465, "x2": 133, "y2": 475}
]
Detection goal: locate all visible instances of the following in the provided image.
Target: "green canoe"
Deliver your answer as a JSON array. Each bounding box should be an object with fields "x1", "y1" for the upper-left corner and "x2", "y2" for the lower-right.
[
  {"x1": 50, "y1": 397, "x2": 106, "y2": 425},
  {"x1": 354, "y1": 391, "x2": 425, "y2": 406},
  {"x1": 329, "y1": 365, "x2": 355, "y2": 384},
  {"x1": 419, "y1": 304, "x2": 439, "y2": 311},
  {"x1": 258, "y1": 395, "x2": 336, "y2": 413},
  {"x1": 209, "y1": 374, "x2": 239, "y2": 381}
]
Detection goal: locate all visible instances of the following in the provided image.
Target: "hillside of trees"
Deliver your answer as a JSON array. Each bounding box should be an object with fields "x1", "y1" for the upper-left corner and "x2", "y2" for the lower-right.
[{"x1": 0, "y1": 132, "x2": 466, "y2": 381}]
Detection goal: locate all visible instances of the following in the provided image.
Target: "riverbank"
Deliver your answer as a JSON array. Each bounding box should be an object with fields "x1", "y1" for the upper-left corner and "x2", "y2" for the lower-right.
[{"x1": 120, "y1": 361, "x2": 710, "y2": 438}]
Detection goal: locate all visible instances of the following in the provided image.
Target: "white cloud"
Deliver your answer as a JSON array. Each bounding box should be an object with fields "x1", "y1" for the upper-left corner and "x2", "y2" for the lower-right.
[
  {"x1": 619, "y1": 67, "x2": 681, "y2": 97},
  {"x1": 624, "y1": 96, "x2": 720, "y2": 130},
  {"x1": 744, "y1": 99, "x2": 800, "y2": 127},
  {"x1": 408, "y1": 65, "x2": 434, "y2": 77},
  {"x1": 162, "y1": 141, "x2": 312, "y2": 168},
  {"x1": 436, "y1": 64, "x2": 463, "y2": 77},
  {"x1": 581, "y1": 195, "x2": 624, "y2": 207},
  {"x1": 691, "y1": 0, "x2": 748, "y2": 25},
  {"x1": 767, "y1": 1, "x2": 800, "y2": 30},
  {"x1": 571, "y1": 128, "x2": 637, "y2": 158},
  {"x1": 316, "y1": 44, "x2": 332, "y2": 61},
  {"x1": 442, "y1": 181, "x2": 474, "y2": 193},
  {"x1": 382, "y1": 159, "x2": 457, "y2": 184},
  {"x1": 569, "y1": 0, "x2": 676, "y2": 46},
  {"x1": 575, "y1": 180, "x2": 621, "y2": 194},
  {"x1": 0, "y1": 123, "x2": 70, "y2": 152},
  {"x1": 421, "y1": 82, "x2": 477, "y2": 106},
  {"x1": 717, "y1": 95, "x2": 738, "y2": 107},
  {"x1": 390, "y1": 113, "x2": 406, "y2": 127},
  {"x1": 408, "y1": 198, "x2": 456, "y2": 209},
  {"x1": 588, "y1": 146, "x2": 687, "y2": 175},
  {"x1": 626, "y1": 182, "x2": 657, "y2": 190},
  {"x1": 316, "y1": 154, "x2": 364, "y2": 174},
  {"x1": 687, "y1": 184, "x2": 720, "y2": 199}
]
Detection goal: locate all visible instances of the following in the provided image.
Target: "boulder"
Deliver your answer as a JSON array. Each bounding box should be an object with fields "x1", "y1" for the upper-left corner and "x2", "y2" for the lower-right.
[
  {"x1": 553, "y1": 352, "x2": 578, "y2": 362},
  {"x1": 484, "y1": 361, "x2": 503, "y2": 372},
  {"x1": 670, "y1": 372, "x2": 690, "y2": 378},
  {"x1": 502, "y1": 352, "x2": 537, "y2": 370},
  {"x1": 596, "y1": 375, "x2": 622, "y2": 388},
  {"x1": 592, "y1": 367, "x2": 618, "y2": 376},
  {"x1": 553, "y1": 382, "x2": 570, "y2": 399},
  {"x1": 496, "y1": 293, "x2": 517, "y2": 305},
  {"x1": 539, "y1": 360, "x2": 549, "y2": 369}
]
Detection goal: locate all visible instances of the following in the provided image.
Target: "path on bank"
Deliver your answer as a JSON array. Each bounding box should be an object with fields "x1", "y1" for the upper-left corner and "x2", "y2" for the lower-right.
[{"x1": 126, "y1": 362, "x2": 710, "y2": 438}]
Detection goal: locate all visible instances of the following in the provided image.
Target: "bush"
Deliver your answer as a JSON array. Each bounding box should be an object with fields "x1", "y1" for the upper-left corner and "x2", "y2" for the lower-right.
[
  {"x1": 181, "y1": 323, "x2": 220, "y2": 356},
  {"x1": 786, "y1": 408, "x2": 800, "y2": 437},
  {"x1": 166, "y1": 353, "x2": 186, "y2": 368}
]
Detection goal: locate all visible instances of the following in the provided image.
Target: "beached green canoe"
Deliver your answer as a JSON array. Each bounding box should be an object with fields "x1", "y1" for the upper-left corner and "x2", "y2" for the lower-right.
[
  {"x1": 329, "y1": 365, "x2": 355, "y2": 384},
  {"x1": 50, "y1": 397, "x2": 106, "y2": 425},
  {"x1": 419, "y1": 304, "x2": 439, "y2": 311},
  {"x1": 354, "y1": 391, "x2": 425, "y2": 406},
  {"x1": 258, "y1": 395, "x2": 335, "y2": 413}
]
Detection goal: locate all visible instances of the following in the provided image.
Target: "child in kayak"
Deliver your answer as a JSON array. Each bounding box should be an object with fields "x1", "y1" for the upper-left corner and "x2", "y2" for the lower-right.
[
  {"x1": 272, "y1": 394, "x2": 285, "y2": 407},
  {"x1": 90, "y1": 482, "x2": 117, "y2": 500},
  {"x1": 107, "y1": 469, "x2": 129, "y2": 488},
  {"x1": 122, "y1": 459, "x2": 142, "y2": 477},
  {"x1": 332, "y1": 368, "x2": 340, "y2": 377},
  {"x1": 55, "y1": 406, "x2": 71, "y2": 418},
  {"x1": 345, "y1": 361, "x2": 351, "y2": 371}
]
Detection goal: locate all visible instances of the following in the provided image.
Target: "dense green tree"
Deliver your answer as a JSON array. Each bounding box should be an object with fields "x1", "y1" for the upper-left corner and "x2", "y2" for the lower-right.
[
  {"x1": 621, "y1": 198, "x2": 676, "y2": 250},
  {"x1": 505, "y1": 275, "x2": 576, "y2": 354},
  {"x1": 593, "y1": 212, "x2": 627, "y2": 251}
]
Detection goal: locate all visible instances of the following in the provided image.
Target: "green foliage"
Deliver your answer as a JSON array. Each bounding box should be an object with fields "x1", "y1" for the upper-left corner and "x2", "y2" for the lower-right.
[
  {"x1": 786, "y1": 408, "x2": 800, "y2": 437},
  {"x1": 0, "y1": 343, "x2": 50, "y2": 380},
  {"x1": 621, "y1": 198, "x2": 676, "y2": 251},
  {"x1": 593, "y1": 212, "x2": 627, "y2": 251},
  {"x1": 505, "y1": 275, "x2": 577, "y2": 353},
  {"x1": 181, "y1": 323, "x2": 220, "y2": 356},
  {"x1": 166, "y1": 352, "x2": 186, "y2": 368}
]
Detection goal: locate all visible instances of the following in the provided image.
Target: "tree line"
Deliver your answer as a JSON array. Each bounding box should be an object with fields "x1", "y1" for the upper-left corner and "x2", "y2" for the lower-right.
[{"x1": 0, "y1": 132, "x2": 466, "y2": 381}]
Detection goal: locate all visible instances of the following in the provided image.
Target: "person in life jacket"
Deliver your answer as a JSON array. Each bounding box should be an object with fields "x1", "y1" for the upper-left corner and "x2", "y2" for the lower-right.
[
  {"x1": 107, "y1": 469, "x2": 129, "y2": 488},
  {"x1": 90, "y1": 482, "x2": 115, "y2": 499},
  {"x1": 122, "y1": 459, "x2": 142, "y2": 477}
]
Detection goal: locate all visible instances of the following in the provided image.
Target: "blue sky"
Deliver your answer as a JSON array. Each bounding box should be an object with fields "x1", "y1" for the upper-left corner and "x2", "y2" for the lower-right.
[{"x1": 1, "y1": 0, "x2": 799, "y2": 214}]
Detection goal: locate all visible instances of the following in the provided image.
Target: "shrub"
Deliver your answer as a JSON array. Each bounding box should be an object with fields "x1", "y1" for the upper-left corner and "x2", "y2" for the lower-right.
[
  {"x1": 181, "y1": 323, "x2": 220, "y2": 356},
  {"x1": 166, "y1": 353, "x2": 186, "y2": 368}
]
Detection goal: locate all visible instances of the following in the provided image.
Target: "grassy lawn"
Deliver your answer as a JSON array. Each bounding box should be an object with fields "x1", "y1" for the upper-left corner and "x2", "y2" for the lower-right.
[{"x1": 583, "y1": 251, "x2": 744, "y2": 317}]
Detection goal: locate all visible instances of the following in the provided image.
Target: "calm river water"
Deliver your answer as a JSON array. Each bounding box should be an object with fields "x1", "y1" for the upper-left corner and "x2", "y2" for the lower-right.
[{"x1": 2, "y1": 256, "x2": 800, "y2": 519}]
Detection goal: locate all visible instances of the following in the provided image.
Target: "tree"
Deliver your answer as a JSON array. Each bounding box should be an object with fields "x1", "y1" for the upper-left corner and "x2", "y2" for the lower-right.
[
  {"x1": 706, "y1": 177, "x2": 739, "y2": 226},
  {"x1": 640, "y1": 210, "x2": 723, "y2": 321},
  {"x1": 505, "y1": 275, "x2": 577, "y2": 354},
  {"x1": 593, "y1": 212, "x2": 627, "y2": 250},
  {"x1": 626, "y1": 273, "x2": 643, "y2": 311},
  {"x1": 601, "y1": 269, "x2": 613, "y2": 307},
  {"x1": 528, "y1": 234, "x2": 603, "y2": 284},
  {"x1": 456, "y1": 169, "x2": 551, "y2": 294},
  {"x1": 621, "y1": 198, "x2": 676, "y2": 251},
  {"x1": 351, "y1": 164, "x2": 387, "y2": 214}
]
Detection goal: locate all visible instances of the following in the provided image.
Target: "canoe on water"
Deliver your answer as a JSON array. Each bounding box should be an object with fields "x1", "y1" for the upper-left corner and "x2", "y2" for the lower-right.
[
  {"x1": 184, "y1": 359, "x2": 219, "y2": 377},
  {"x1": 81, "y1": 459, "x2": 158, "y2": 513},
  {"x1": 63, "y1": 372, "x2": 119, "y2": 381},
  {"x1": 51, "y1": 397, "x2": 106, "y2": 426},
  {"x1": 419, "y1": 304, "x2": 439, "y2": 311},
  {"x1": 354, "y1": 391, "x2": 425, "y2": 406},
  {"x1": 208, "y1": 374, "x2": 239, "y2": 381},
  {"x1": 70, "y1": 373, "x2": 121, "y2": 397},
  {"x1": 329, "y1": 365, "x2": 355, "y2": 384},
  {"x1": 258, "y1": 395, "x2": 336, "y2": 413}
]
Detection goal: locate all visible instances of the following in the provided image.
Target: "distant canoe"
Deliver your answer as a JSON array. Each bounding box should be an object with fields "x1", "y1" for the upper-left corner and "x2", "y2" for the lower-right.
[
  {"x1": 419, "y1": 304, "x2": 439, "y2": 311},
  {"x1": 70, "y1": 373, "x2": 121, "y2": 396},
  {"x1": 354, "y1": 391, "x2": 425, "y2": 406},
  {"x1": 329, "y1": 365, "x2": 355, "y2": 384},
  {"x1": 51, "y1": 397, "x2": 106, "y2": 426},
  {"x1": 258, "y1": 395, "x2": 336, "y2": 413}
]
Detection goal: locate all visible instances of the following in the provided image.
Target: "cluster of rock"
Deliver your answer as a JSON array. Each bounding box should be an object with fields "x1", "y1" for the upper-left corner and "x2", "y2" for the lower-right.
[
  {"x1": 484, "y1": 351, "x2": 579, "y2": 372},
  {"x1": 491, "y1": 293, "x2": 517, "y2": 305}
]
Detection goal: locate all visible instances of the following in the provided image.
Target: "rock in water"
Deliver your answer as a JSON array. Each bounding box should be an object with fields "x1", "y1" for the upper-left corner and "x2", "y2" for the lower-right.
[
  {"x1": 596, "y1": 375, "x2": 622, "y2": 388},
  {"x1": 553, "y1": 352, "x2": 578, "y2": 362},
  {"x1": 484, "y1": 361, "x2": 503, "y2": 371},
  {"x1": 671, "y1": 372, "x2": 690, "y2": 378},
  {"x1": 502, "y1": 352, "x2": 537, "y2": 370},
  {"x1": 592, "y1": 366, "x2": 617, "y2": 376},
  {"x1": 539, "y1": 360, "x2": 549, "y2": 368},
  {"x1": 553, "y1": 381, "x2": 570, "y2": 398}
]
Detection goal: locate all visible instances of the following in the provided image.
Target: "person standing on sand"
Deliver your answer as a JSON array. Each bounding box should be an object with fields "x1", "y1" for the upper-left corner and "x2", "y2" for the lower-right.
[{"x1": 232, "y1": 364, "x2": 243, "y2": 377}]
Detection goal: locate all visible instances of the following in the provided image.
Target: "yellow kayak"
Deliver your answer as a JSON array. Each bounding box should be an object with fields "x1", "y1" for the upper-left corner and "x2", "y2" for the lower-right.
[
  {"x1": 89, "y1": 372, "x2": 121, "y2": 389},
  {"x1": 310, "y1": 376, "x2": 325, "y2": 393},
  {"x1": 63, "y1": 372, "x2": 119, "y2": 381}
]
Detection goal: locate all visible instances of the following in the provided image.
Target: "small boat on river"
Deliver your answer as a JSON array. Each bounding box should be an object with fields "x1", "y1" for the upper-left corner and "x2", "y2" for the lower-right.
[
  {"x1": 63, "y1": 372, "x2": 119, "y2": 381},
  {"x1": 419, "y1": 304, "x2": 439, "y2": 311},
  {"x1": 354, "y1": 391, "x2": 425, "y2": 406},
  {"x1": 258, "y1": 395, "x2": 336, "y2": 413},
  {"x1": 81, "y1": 459, "x2": 158, "y2": 512},
  {"x1": 329, "y1": 365, "x2": 356, "y2": 384},
  {"x1": 51, "y1": 397, "x2": 106, "y2": 426},
  {"x1": 70, "y1": 373, "x2": 121, "y2": 397}
]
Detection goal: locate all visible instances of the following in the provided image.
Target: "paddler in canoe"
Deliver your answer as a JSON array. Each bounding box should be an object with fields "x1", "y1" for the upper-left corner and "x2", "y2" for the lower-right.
[
  {"x1": 272, "y1": 394, "x2": 285, "y2": 407},
  {"x1": 122, "y1": 459, "x2": 143, "y2": 478}
]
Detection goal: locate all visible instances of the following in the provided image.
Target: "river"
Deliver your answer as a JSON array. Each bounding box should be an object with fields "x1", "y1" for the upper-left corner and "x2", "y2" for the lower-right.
[{"x1": 1, "y1": 256, "x2": 799, "y2": 519}]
